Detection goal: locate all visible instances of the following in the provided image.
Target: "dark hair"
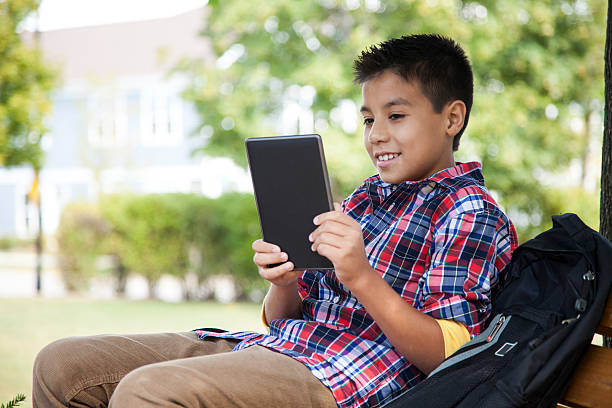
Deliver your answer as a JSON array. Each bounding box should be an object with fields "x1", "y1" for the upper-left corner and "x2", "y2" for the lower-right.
[{"x1": 353, "y1": 34, "x2": 473, "y2": 151}]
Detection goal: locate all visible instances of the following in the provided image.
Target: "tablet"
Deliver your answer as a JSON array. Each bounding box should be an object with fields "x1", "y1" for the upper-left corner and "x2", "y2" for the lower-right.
[{"x1": 245, "y1": 134, "x2": 334, "y2": 269}]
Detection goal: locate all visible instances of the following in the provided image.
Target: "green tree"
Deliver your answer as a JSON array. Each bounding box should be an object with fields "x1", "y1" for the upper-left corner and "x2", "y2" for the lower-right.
[
  {"x1": 178, "y1": 0, "x2": 605, "y2": 241},
  {"x1": 2, "y1": 0, "x2": 56, "y2": 294},
  {"x1": 0, "y1": 0, "x2": 55, "y2": 169}
]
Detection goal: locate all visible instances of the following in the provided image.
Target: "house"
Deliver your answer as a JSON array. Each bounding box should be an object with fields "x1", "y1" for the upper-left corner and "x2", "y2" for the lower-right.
[{"x1": 0, "y1": 6, "x2": 251, "y2": 239}]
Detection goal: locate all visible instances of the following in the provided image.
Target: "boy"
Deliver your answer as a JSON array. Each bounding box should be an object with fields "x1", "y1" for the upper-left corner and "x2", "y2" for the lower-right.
[{"x1": 33, "y1": 34, "x2": 517, "y2": 408}]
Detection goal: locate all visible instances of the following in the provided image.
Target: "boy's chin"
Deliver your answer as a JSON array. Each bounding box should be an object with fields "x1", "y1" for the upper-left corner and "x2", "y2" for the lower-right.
[
  {"x1": 378, "y1": 173, "x2": 404, "y2": 185},
  {"x1": 379, "y1": 170, "x2": 424, "y2": 185}
]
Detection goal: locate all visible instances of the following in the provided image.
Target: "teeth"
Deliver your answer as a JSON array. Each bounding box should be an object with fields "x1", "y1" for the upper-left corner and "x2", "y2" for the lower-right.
[{"x1": 378, "y1": 153, "x2": 399, "y2": 161}]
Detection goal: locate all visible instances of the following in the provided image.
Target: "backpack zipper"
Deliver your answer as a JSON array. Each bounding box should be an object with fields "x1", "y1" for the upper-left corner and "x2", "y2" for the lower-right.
[
  {"x1": 487, "y1": 316, "x2": 506, "y2": 343},
  {"x1": 561, "y1": 315, "x2": 580, "y2": 325},
  {"x1": 487, "y1": 315, "x2": 506, "y2": 342}
]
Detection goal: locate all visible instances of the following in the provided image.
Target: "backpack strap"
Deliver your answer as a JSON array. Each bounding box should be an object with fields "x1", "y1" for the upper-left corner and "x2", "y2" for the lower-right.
[{"x1": 552, "y1": 213, "x2": 596, "y2": 252}]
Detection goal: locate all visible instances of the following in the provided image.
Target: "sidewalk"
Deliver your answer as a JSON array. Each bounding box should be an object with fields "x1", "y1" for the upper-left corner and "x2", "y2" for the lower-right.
[
  {"x1": 0, "y1": 250, "x2": 65, "y2": 297},
  {"x1": 0, "y1": 250, "x2": 185, "y2": 301}
]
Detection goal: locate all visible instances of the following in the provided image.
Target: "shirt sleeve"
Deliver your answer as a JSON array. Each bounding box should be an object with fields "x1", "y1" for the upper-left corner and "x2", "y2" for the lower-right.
[
  {"x1": 435, "y1": 319, "x2": 471, "y2": 357},
  {"x1": 419, "y1": 210, "x2": 515, "y2": 336}
]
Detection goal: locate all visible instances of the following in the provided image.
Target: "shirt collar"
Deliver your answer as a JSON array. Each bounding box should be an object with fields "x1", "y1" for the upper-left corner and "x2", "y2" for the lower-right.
[
  {"x1": 427, "y1": 161, "x2": 484, "y2": 186},
  {"x1": 365, "y1": 161, "x2": 484, "y2": 195}
]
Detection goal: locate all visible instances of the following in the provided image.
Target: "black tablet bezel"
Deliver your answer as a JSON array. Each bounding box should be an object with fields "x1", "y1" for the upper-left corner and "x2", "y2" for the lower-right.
[{"x1": 245, "y1": 134, "x2": 334, "y2": 270}]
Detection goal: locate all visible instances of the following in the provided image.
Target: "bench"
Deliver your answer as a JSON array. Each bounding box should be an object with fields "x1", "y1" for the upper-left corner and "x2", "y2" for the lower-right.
[{"x1": 558, "y1": 290, "x2": 612, "y2": 407}]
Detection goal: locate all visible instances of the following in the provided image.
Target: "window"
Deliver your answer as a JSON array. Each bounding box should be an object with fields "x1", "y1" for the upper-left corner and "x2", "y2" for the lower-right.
[
  {"x1": 86, "y1": 89, "x2": 127, "y2": 148},
  {"x1": 140, "y1": 86, "x2": 183, "y2": 147}
]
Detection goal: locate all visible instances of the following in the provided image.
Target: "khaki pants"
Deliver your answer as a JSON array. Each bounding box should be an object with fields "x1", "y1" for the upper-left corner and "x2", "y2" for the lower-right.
[{"x1": 32, "y1": 331, "x2": 337, "y2": 407}]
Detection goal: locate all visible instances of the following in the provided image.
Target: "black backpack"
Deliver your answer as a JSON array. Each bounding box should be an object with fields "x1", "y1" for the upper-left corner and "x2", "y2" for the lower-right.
[{"x1": 382, "y1": 213, "x2": 612, "y2": 408}]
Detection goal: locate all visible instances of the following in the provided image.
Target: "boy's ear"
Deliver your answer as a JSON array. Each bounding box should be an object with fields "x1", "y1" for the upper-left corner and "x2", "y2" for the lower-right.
[{"x1": 445, "y1": 100, "x2": 466, "y2": 138}]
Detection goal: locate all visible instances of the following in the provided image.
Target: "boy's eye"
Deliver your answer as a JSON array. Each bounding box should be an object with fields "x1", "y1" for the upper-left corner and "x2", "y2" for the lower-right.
[
  {"x1": 363, "y1": 118, "x2": 374, "y2": 126},
  {"x1": 389, "y1": 114, "x2": 405, "y2": 120}
]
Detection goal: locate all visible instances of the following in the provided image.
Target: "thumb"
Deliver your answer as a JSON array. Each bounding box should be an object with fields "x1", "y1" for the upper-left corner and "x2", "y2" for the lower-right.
[{"x1": 333, "y1": 202, "x2": 342, "y2": 211}]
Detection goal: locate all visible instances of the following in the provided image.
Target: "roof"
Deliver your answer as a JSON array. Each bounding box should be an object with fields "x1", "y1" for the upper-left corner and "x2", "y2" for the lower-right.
[{"x1": 23, "y1": 7, "x2": 212, "y2": 81}]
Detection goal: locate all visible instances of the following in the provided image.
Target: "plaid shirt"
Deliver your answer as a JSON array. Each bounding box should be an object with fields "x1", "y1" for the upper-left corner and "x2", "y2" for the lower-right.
[{"x1": 196, "y1": 162, "x2": 517, "y2": 408}]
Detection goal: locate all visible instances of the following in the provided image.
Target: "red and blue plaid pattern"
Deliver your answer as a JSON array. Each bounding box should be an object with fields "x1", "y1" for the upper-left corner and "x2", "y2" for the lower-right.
[{"x1": 196, "y1": 162, "x2": 517, "y2": 407}]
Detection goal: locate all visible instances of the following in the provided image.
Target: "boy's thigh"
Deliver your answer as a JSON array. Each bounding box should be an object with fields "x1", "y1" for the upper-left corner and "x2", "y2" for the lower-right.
[
  {"x1": 36, "y1": 331, "x2": 239, "y2": 376},
  {"x1": 34, "y1": 331, "x2": 239, "y2": 406},
  {"x1": 110, "y1": 345, "x2": 337, "y2": 408}
]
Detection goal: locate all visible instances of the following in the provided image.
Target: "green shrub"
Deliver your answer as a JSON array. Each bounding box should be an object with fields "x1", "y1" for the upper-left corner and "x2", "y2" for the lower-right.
[
  {"x1": 56, "y1": 192, "x2": 265, "y2": 299},
  {"x1": 100, "y1": 194, "x2": 191, "y2": 298},
  {"x1": 178, "y1": 192, "x2": 264, "y2": 297},
  {"x1": 0, "y1": 237, "x2": 35, "y2": 251},
  {"x1": 197, "y1": 192, "x2": 264, "y2": 294},
  {"x1": 56, "y1": 202, "x2": 109, "y2": 291}
]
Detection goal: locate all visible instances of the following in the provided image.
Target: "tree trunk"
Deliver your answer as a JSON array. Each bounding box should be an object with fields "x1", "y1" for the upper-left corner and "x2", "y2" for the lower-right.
[
  {"x1": 603, "y1": 1, "x2": 612, "y2": 241},
  {"x1": 580, "y1": 109, "x2": 592, "y2": 187},
  {"x1": 602, "y1": 0, "x2": 612, "y2": 347},
  {"x1": 148, "y1": 279, "x2": 157, "y2": 300},
  {"x1": 113, "y1": 257, "x2": 127, "y2": 296}
]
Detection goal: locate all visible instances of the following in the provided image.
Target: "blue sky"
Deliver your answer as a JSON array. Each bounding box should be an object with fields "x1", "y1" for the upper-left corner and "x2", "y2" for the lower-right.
[{"x1": 23, "y1": 0, "x2": 206, "y2": 31}]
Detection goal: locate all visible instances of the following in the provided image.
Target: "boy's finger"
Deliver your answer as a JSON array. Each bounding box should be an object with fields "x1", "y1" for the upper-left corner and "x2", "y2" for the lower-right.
[
  {"x1": 314, "y1": 210, "x2": 352, "y2": 226},
  {"x1": 311, "y1": 233, "x2": 344, "y2": 252},
  {"x1": 253, "y1": 251, "x2": 289, "y2": 266},
  {"x1": 333, "y1": 202, "x2": 342, "y2": 211},
  {"x1": 259, "y1": 262, "x2": 295, "y2": 280},
  {"x1": 309, "y1": 220, "x2": 347, "y2": 242},
  {"x1": 314, "y1": 243, "x2": 337, "y2": 261},
  {"x1": 264, "y1": 269, "x2": 303, "y2": 286},
  {"x1": 252, "y1": 239, "x2": 281, "y2": 253}
]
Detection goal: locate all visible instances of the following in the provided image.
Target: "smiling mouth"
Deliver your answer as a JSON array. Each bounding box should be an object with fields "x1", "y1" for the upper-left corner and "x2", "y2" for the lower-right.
[{"x1": 376, "y1": 153, "x2": 401, "y2": 162}]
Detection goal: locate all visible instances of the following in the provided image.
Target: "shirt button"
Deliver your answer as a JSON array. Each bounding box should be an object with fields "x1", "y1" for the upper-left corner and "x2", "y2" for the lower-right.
[{"x1": 333, "y1": 296, "x2": 340, "y2": 303}]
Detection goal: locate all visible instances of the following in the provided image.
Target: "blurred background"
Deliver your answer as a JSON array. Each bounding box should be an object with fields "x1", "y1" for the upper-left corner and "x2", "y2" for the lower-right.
[{"x1": 0, "y1": 0, "x2": 606, "y2": 405}]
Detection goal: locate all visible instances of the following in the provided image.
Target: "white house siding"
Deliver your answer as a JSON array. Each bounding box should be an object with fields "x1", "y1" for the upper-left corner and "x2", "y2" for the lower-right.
[{"x1": 0, "y1": 7, "x2": 251, "y2": 239}]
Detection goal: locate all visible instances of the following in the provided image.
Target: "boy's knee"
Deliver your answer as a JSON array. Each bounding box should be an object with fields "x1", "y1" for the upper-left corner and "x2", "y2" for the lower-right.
[
  {"x1": 34, "y1": 336, "x2": 85, "y2": 378},
  {"x1": 33, "y1": 336, "x2": 88, "y2": 405},
  {"x1": 110, "y1": 364, "x2": 173, "y2": 406},
  {"x1": 111, "y1": 362, "x2": 215, "y2": 407}
]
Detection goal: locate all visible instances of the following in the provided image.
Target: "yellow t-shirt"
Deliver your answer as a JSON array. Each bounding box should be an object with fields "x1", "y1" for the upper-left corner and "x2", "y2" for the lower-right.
[
  {"x1": 261, "y1": 302, "x2": 471, "y2": 358},
  {"x1": 435, "y1": 318, "x2": 471, "y2": 357}
]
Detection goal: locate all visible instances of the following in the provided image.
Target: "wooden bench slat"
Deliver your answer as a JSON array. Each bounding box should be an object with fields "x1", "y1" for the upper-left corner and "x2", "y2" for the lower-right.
[
  {"x1": 596, "y1": 323, "x2": 612, "y2": 337},
  {"x1": 596, "y1": 293, "x2": 612, "y2": 336},
  {"x1": 558, "y1": 345, "x2": 612, "y2": 408}
]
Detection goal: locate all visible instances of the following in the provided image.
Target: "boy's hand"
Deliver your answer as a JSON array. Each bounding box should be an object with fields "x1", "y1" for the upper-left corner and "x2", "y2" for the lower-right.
[
  {"x1": 252, "y1": 239, "x2": 303, "y2": 287},
  {"x1": 310, "y1": 203, "x2": 373, "y2": 290}
]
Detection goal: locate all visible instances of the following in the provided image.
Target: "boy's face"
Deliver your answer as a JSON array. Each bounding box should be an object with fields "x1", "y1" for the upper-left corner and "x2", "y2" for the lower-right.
[{"x1": 360, "y1": 70, "x2": 456, "y2": 184}]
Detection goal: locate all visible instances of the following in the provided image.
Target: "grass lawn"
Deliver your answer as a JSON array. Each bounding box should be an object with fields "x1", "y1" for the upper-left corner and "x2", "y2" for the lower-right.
[{"x1": 0, "y1": 297, "x2": 265, "y2": 408}]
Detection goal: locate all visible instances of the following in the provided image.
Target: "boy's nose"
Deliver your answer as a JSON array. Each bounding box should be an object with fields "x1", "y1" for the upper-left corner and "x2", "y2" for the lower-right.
[{"x1": 368, "y1": 127, "x2": 389, "y2": 144}]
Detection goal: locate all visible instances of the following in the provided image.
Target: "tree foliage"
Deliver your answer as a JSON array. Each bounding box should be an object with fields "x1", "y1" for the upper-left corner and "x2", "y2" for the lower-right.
[
  {"x1": 0, "y1": 0, "x2": 55, "y2": 169},
  {"x1": 178, "y1": 0, "x2": 605, "y2": 241}
]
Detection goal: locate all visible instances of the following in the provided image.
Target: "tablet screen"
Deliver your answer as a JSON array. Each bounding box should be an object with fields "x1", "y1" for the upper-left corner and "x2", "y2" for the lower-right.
[{"x1": 246, "y1": 134, "x2": 334, "y2": 269}]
